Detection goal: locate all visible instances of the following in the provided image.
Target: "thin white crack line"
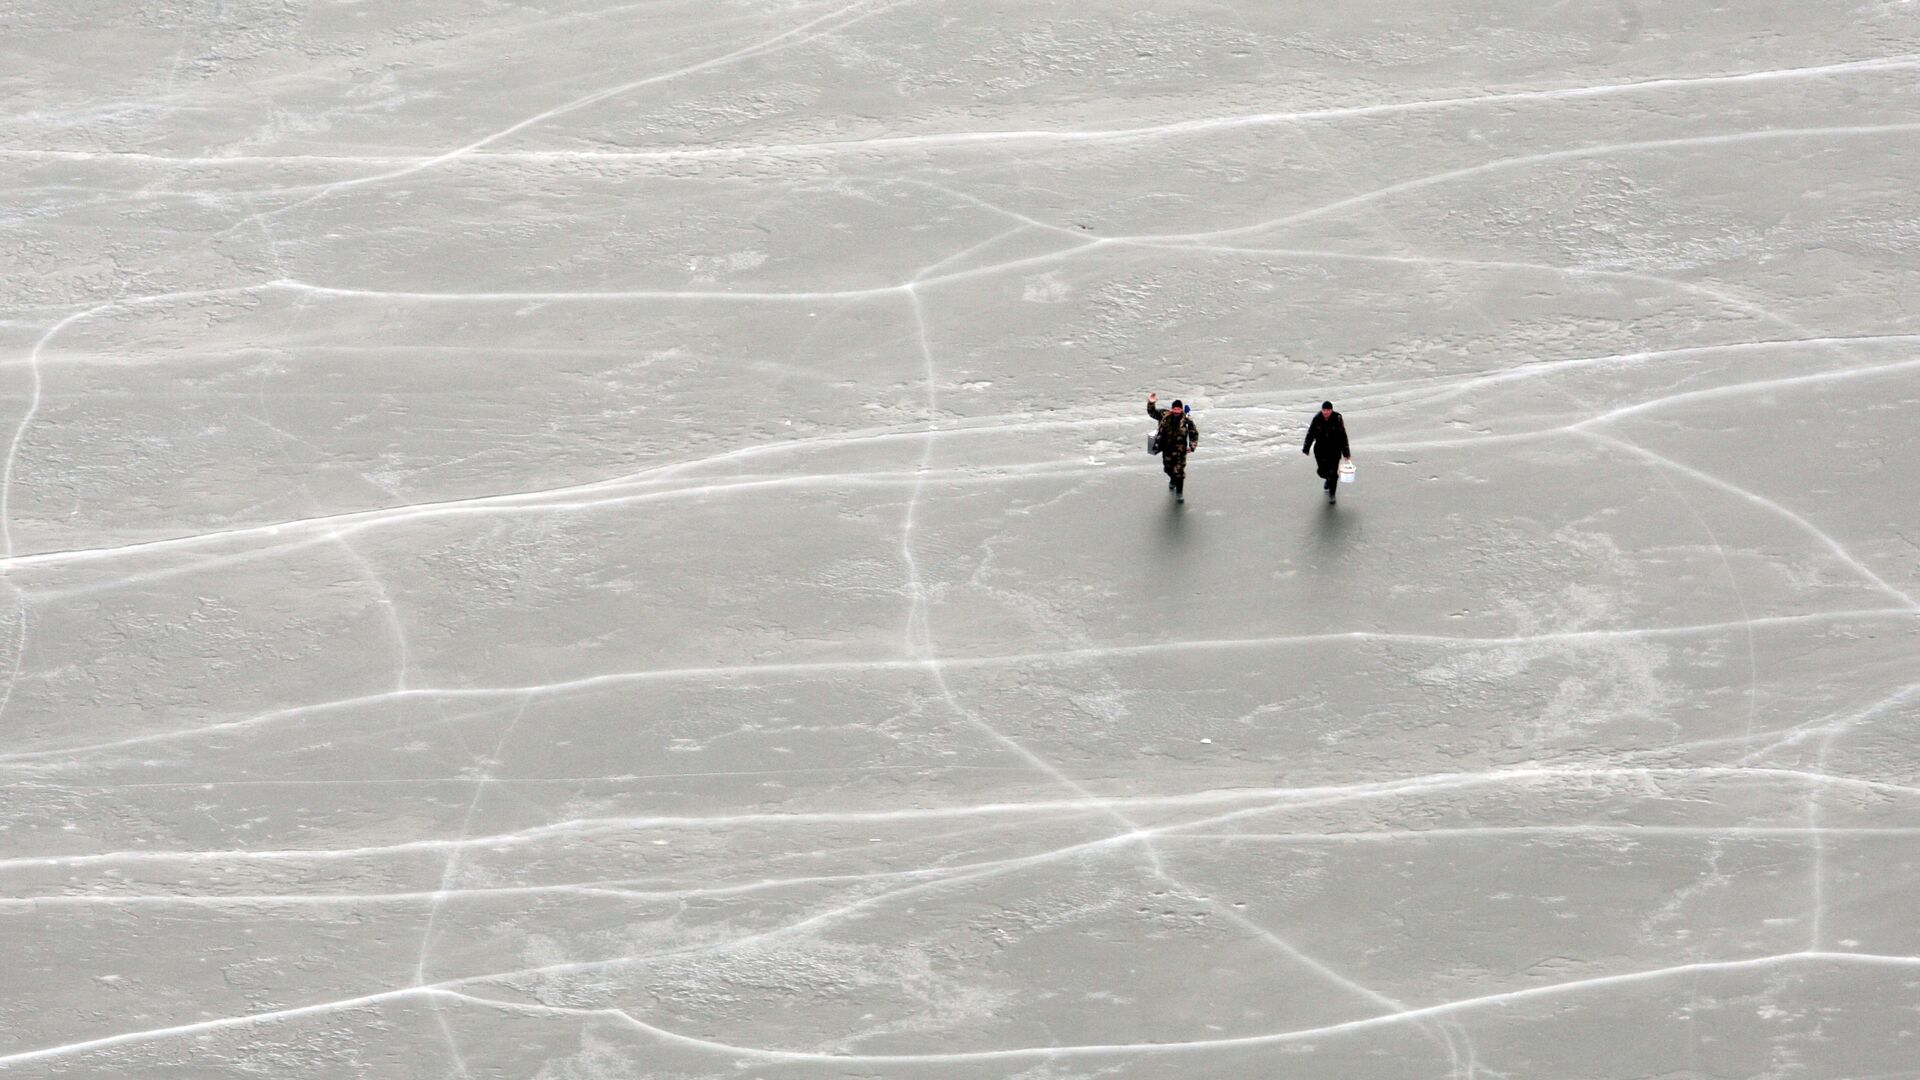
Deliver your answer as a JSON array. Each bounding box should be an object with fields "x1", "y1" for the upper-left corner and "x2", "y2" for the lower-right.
[
  {"x1": 1734, "y1": 682, "x2": 1920, "y2": 766},
  {"x1": 574, "y1": 951, "x2": 1920, "y2": 1062},
  {"x1": 7, "y1": 54, "x2": 1915, "y2": 170},
  {"x1": 1744, "y1": 681, "x2": 1920, "y2": 950},
  {"x1": 1167, "y1": 825, "x2": 1920, "y2": 842},
  {"x1": 17, "y1": 822, "x2": 1920, "y2": 905},
  {"x1": 1117, "y1": 240, "x2": 1906, "y2": 373},
  {"x1": 1572, "y1": 354, "x2": 1920, "y2": 428},
  {"x1": 331, "y1": 531, "x2": 410, "y2": 691},
  {"x1": 4, "y1": 764, "x2": 1914, "y2": 869},
  {"x1": 0, "y1": 786, "x2": 1267, "y2": 870},
  {"x1": 1591, "y1": 434, "x2": 1919, "y2": 612},
  {"x1": 6, "y1": 762, "x2": 1040, "y2": 790},
  {"x1": 0, "y1": 834, "x2": 1117, "y2": 907},
  {"x1": 2, "y1": 608, "x2": 1909, "y2": 766},
  {"x1": 0, "y1": 298, "x2": 94, "y2": 732},
  {"x1": 176, "y1": 0, "x2": 916, "y2": 222},
  {"x1": 286, "y1": 279, "x2": 908, "y2": 302},
  {"x1": 1809, "y1": 731, "x2": 1836, "y2": 950},
  {"x1": 0, "y1": 600, "x2": 27, "y2": 733},
  {"x1": 1586, "y1": 431, "x2": 1760, "y2": 743},
  {"x1": 1, "y1": 311, "x2": 74, "y2": 560},
  {"x1": 0, "y1": 985, "x2": 438, "y2": 1069},
  {"x1": 245, "y1": 276, "x2": 415, "y2": 701},
  {"x1": 413, "y1": 692, "x2": 532, "y2": 1080},
  {"x1": 1381, "y1": 353, "x2": 1920, "y2": 452},
  {"x1": 4, "y1": 951, "x2": 1912, "y2": 1068},
  {"x1": 895, "y1": 122, "x2": 1920, "y2": 290},
  {"x1": 416, "y1": 697, "x2": 535, "y2": 967},
  {"x1": 1354, "y1": 332, "x2": 1920, "y2": 420},
  {"x1": 906, "y1": 222, "x2": 1032, "y2": 284}
]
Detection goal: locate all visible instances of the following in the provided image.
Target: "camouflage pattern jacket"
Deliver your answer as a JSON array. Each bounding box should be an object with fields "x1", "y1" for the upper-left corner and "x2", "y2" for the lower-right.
[{"x1": 1148, "y1": 402, "x2": 1199, "y2": 458}]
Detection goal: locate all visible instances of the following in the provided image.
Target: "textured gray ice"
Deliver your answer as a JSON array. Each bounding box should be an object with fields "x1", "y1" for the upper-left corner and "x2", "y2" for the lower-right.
[{"x1": 2, "y1": 1, "x2": 1919, "y2": 1077}]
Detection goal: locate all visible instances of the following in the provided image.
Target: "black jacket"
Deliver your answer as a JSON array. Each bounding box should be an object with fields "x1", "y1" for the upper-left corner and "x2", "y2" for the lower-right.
[{"x1": 1303, "y1": 411, "x2": 1349, "y2": 465}]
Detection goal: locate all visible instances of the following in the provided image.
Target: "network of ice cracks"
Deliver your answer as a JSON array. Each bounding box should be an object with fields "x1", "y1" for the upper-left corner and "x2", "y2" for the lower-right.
[{"x1": 2, "y1": 1, "x2": 1919, "y2": 1077}]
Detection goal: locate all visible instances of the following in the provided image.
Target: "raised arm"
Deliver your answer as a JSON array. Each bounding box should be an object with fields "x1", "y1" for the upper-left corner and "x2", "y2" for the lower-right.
[{"x1": 1147, "y1": 391, "x2": 1164, "y2": 420}]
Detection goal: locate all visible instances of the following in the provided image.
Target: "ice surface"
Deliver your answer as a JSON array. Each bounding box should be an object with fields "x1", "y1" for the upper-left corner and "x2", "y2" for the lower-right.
[{"x1": 2, "y1": 1, "x2": 1919, "y2": 1077}]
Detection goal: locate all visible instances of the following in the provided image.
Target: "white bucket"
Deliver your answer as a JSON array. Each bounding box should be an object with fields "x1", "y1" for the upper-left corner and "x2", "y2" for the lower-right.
[{"x1": 1338, "y1": 459, "x2": 1355, "y2": 484}]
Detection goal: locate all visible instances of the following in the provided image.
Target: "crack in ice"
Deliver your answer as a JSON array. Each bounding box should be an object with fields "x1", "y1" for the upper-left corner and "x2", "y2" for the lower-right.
[
  {"x1": 1, "y1": 608, "x2": 1909, "y2": 765},
  {"x1": 4, "y1": 951, "x2": 1915, "y2": 1069}
]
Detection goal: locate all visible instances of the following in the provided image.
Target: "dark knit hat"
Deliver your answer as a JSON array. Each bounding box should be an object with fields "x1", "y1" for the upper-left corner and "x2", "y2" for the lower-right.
[
  {"x1": 1171, "y1": 399, "x2": 1184, "y2": 410},
  {"x1": 1321, "y1": 400, "x2": 1333, "y2": 410}
]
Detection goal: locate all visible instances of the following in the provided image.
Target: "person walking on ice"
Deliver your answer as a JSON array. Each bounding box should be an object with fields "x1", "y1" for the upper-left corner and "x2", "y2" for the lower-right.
[
  {"x1": 1303, "y1": 400, "x2": 1351, "y2": 504},
  {"x1": 1147, "y1": 392, "x2": 1199, "y2": 503}
]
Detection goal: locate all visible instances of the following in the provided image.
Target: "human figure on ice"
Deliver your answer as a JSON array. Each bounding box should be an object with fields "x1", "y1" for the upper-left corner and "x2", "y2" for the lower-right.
[
  {"x1": 1147, "y1": 392, "x2": 1199, "y2": 504},
  {"x1": 1302, "y1": 400, "x2": 1351, "y2": 504}
]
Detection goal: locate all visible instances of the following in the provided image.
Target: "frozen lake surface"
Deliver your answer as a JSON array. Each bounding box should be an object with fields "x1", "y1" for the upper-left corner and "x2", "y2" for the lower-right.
[{"x1": 3, "y1": 2, "x2": 1919, "y2": 1076}]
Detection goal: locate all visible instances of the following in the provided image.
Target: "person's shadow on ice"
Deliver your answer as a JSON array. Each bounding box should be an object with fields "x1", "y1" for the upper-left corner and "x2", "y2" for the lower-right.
[
  {"x1": 1308, "y1": 500, "x2": 1356, "y2": 572},
  {"x1": 1157, "y1": 497, "x2": 1189, "y2": 555}
]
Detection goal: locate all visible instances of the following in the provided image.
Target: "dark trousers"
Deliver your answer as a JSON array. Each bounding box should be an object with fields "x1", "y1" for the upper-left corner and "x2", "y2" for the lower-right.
[
  {"x1": 1164, "y1": 454, "x2": 1186, "y2": 495},
  {"x1": 1316, "y1": 456, "x2": 1340, "y2": 494}
]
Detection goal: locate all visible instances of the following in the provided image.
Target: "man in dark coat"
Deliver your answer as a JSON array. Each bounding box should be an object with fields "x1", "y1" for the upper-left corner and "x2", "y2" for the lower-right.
[
  {"x1": 1302, "y1": 400, "x2": 1350, "y2": 503},
  {"x1": 1147, "y1": 392, "x2": 1199, "y2": 503}
]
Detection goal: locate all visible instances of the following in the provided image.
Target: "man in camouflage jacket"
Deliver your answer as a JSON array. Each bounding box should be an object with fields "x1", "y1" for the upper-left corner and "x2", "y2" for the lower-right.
[{"x1": 1147, "y1": 392, "x2": 1199, "y2": 503}]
